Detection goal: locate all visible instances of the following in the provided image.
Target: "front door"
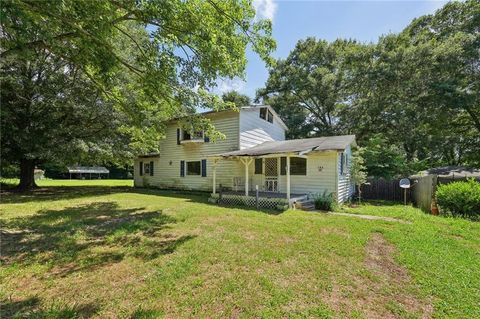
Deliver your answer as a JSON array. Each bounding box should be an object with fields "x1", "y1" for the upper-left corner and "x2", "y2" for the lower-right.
[{"x1": 264, "y1": 158, "x2": 278, "y2": 192}]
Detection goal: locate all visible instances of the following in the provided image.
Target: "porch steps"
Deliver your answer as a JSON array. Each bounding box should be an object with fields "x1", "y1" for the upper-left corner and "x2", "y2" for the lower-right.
[{"x1": 295, "y1": 197, "x2": 315, "y2": 211}]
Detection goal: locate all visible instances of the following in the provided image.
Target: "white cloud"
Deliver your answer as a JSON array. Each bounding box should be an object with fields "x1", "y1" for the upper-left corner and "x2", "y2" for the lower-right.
[
  {"x1": 253, "y1": 0, "x2": 277, "y2": 22},
  {"x1": 216, "y1": 77, "x2": 246, "y2": 94}
]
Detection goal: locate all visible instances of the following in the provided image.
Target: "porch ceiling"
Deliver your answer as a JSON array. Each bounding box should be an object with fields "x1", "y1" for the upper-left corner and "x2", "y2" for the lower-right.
[{"x1": 210, "y1": 135, "x2": 355, "y2": 158}]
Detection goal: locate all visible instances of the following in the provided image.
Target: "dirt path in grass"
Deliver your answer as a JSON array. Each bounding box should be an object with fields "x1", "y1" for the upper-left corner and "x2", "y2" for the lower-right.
[
  {"x1": 327, "y1": 212, "x2": 411, "y2": 224},
  {"x1": 323, "y1": 232, "x2": 433, "y2": 319}
]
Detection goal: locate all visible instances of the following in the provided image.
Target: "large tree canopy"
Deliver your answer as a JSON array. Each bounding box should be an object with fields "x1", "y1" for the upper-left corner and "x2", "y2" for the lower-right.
[
  {"x1": 258, "y1": 0, "x2": 479, "y2": 176},
  {"x1": 1, "y1": 0, "x2": 275, "y2": 189},
  {"x1": 221, "y1": 90, "x2": 251, "y2": 107},
  {"x1": 257, "y1": 38, "x2": 361, "y2": 138}
]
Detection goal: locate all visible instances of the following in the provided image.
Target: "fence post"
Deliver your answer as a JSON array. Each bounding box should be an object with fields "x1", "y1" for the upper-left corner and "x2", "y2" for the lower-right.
[{"x1": 255, "y1": 185, "x2": 259, "y2": 209}]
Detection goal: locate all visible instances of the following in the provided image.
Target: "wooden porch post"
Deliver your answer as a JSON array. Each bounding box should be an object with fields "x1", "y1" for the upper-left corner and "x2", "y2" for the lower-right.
[
  {"x1": 286, "y1": 155, "x2": 291, "y2": 206},
  {"x1": 212, "y1": 159, "x2": 217, "y2": 194},
  {"x1": 241, "y1": 157, "x2": 252, "y2": 196}
]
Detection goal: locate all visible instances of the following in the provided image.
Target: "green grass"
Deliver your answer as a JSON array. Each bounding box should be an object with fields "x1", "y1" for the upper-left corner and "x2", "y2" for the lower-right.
[{"x1": 1, "y1": 182, "x2": 479, "y2": 318}]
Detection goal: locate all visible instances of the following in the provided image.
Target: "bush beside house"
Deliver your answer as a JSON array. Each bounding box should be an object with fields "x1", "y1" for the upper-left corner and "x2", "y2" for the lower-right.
[{"x1": 435, "y1": 179, "x2": 480, "y2": 219}]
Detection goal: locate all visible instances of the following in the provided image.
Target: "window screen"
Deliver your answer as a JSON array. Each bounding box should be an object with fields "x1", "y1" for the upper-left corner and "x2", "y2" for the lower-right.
[
  {"x1": 290, "y1": 157, "x2": 306, "y2": 175},
  {"x1": 259, "y1": 107, "x2": 267, "y2": 120},
  {"x1": 254, "y1": 158, "x2": 263, "y2": 174},
  {"x1": 267, "y1": 110, "x2": 273, "y2": 123},
  {"x1": 187, "y1": 161, "x2": 201, "y2": 175},
  {"x1": 144, "y1": 162, "x2": 150, "y2": 175}
]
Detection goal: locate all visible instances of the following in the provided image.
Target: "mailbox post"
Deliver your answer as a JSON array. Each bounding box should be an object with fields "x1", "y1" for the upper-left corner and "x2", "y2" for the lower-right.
[{"x1": 399, "y1": 178, "x2": 411, "y2": 205}]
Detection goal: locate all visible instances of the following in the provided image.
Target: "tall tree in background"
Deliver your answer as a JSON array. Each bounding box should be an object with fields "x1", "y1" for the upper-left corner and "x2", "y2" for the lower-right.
[
  {"x1": 1, "y1": 0, "x2": 275, "y2": 189},
  {"x1": 222, "y1": 90, "x2": 251, "y2": 107},
  {"x1": 257, "y1": 38, "x2": 362, "y2": 138},
  {"x1": 259, "y1": 0, "x2": 479, "y2": 176}
]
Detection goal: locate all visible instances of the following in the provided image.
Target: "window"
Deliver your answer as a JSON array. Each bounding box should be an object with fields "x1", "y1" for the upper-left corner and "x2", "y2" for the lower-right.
[
  {"x1": 187, "y1": 161, "x2": 201, "y2": 175},
  {"x1": 139, "y1": 161, "x2": 143, "y2": 176},
  {"x1": 254, "y1": 158, "x2": 263, "y2": 174},
  {"x1": 267, "y1": 110, "x2": 273, "y2": 123},
  {"x1": 144, "y1": 162, "x2": 150, "y2": 175},
  {"x1": 181, "y1": 129, "x2": 203, "y2": 141},
  {"x1": 290, "y1": 157, "x2": 307, "y2": 175},
  {"x1": 259, "y1": 107, "x2": 274, "y2": 124},
  {"x1": 259, "y1": 107, "x2": 267, "y2": 120},
  {"x1": 280, "y1": 157, "x2": 307, "y2": 175}
]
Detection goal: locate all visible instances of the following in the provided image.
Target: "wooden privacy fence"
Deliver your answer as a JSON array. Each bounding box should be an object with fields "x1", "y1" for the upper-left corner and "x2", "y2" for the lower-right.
[
  {"x1": 358, "y1": 174, "x2": 480, "y2": 213},
  {"x1": 411, "y1": 175, "x2": 480, "y2": 213},
  {"x1": 358, "y1": 178, "x2": 411, "y2": 202}
]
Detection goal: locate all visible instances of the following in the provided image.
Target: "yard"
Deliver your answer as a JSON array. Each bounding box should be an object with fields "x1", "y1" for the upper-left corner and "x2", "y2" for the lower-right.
[{"x1": 1, "y1": 181, "x2": 479, "y2": 319}]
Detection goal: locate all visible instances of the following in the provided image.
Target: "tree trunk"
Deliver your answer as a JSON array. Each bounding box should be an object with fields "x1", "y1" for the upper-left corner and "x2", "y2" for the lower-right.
[{"x1": 17, "y1": 159, "x2": 37, "y2": 190}]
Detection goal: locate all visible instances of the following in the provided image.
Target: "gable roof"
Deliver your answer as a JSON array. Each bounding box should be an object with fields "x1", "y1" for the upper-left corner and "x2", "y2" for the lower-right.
[
  {"x1": 212, "y1": 135, "x2": 356, "y2": 157},
  {"x1": 171, "y1": 105, "x2": 288, "y2": 131}
]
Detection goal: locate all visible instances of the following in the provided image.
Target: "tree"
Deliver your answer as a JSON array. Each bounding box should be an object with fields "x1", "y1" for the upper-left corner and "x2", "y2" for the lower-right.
[
  {"x1": 221, "y1": 90, "x2": 251, "y2": 107},
  {"x1": 257, "y1": 38, "x2": 362, "y2": 138},
  {"x1": 1, "y1": 0, "x2": 275, "y2": 189},
  {"x1": 361, "y1": 135, "x2": 407, "y2": 179},
  {"x1": 350, "y1": 148, "x2": 367, "y2": 203},
  {"x1": 348, "y1": 0, "x2": 480, "y2": 167}
]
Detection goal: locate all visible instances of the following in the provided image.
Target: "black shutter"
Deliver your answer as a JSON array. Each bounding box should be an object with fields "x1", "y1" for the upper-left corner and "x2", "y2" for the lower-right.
[
  {"x1": 150, "y1": 161, "x2": 154, "y2": 176},
  {"x1": 280, "y1": 157, "x2": 286, "y2": 175},
  {"x1": 204, "y1": 135, "x2": 210, "y2": 143},
  {"x1": 201, "y1": 159, "x2": 207, "y2": 177},
  {"x1": 340, "y1": 153, "x2": 344, "y2": 175},
  {"x1": 254, "y1": 158, "x2": 263, "y2": 174},
  {"x1": 139, "y1": 161, "x2": 143, "y2": 176},
  {"x1": 180, "y1": 160, "x2": 185, "y2": 177},
  {"x1": 177, "y1": 128, "x2": 181, "y2": 145}
]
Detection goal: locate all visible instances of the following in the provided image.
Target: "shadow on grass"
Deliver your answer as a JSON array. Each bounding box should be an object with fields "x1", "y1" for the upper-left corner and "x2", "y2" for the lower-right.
[
  {"x1": 1, "y1": 201, "x2": 195, "y2": 274},
  {"x1": 0, "y1": 296, "x2": 99, "y2": 319},
  {"x1": 0, "y1": 186, "x2": 133, "y2": 204},
  {"x1": 1, "y1": 186, "x2": 281, "y2": 214}
]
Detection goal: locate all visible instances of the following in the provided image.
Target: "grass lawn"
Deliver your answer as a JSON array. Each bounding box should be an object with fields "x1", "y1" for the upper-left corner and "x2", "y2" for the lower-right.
[{"x1": 1, "y1": 183, "x2": 479, "y2": 318}]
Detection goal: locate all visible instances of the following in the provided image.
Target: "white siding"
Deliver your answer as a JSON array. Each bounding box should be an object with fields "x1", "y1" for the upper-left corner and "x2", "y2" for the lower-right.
[
  {"x1": 239, "y1": 108, "x2": 286, "y2": 149},
  {"x1": 337, "y1": 145, "x2": 354, "y2": 203},
  {"x1": 134, "y1": 111, "x2": 243, "y2": 191},
  {"x1": 247, "y1": 152, "x2": 338, "y2": 197}
]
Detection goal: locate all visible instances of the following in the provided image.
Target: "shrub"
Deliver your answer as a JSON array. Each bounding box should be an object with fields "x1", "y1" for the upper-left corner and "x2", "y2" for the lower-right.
[
  {"x1": 435, "y1": 179, "x2": 480, "y2": 219},
  {"x1": 313, "y1": 191, "x2": 336, "y2": 211}
]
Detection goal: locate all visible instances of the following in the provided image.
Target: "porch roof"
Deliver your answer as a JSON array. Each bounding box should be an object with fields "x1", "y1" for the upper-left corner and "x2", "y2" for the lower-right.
[{"x1": 212, "y1": 135, "x2": 356, "y2": 158}]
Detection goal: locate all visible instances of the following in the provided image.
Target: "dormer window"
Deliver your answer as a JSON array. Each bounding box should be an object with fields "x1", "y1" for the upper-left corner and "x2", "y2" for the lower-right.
[{"x1": 259, "y1": 107, "x2": 273, "y2": 123}]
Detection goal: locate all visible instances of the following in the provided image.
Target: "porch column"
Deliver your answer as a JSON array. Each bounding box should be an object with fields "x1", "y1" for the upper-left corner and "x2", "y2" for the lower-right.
[
  {"x1": 241, "y1": 157, "x2": 253, "y2": 196},
  {"x1": 212, "y1": 159, "x2": 217, "y2": 194},
  {"x1": 286, "y1": 155, "x2": 291, "y2": 206}
]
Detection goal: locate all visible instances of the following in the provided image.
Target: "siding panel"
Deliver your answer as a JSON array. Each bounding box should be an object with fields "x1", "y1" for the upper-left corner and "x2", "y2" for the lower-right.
[
  {"x1": 136, "y1": 111, "x2": 243, "y2": 191},
  {"x1": 239, "y1": 108, "x2": 286, "y2": 149}
]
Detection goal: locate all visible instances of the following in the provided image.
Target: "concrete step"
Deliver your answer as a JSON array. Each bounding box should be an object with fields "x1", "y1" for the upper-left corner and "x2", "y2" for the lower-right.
[{"x1": 295, "y1": 198, "x2": 315, "y2": 211}]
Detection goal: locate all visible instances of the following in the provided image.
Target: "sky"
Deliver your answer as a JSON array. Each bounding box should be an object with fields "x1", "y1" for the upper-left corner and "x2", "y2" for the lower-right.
[{"x1": 215, "y1": 0, "x2": 448, "y2": 100}]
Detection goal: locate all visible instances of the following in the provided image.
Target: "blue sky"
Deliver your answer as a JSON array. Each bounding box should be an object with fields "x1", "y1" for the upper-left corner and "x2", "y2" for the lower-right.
[{"x1": 215, "y1": 0, "x2": 448, "y2": 99}]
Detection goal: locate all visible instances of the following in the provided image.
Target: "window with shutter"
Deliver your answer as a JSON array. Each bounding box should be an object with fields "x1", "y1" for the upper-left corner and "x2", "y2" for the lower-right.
[{"x1": 187, "y1": 161, "x2": 201, "y2": 175}]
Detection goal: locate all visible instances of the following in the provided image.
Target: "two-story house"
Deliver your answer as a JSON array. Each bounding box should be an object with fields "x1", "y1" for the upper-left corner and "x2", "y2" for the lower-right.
[{"x1": 134, "y1": 106, "x2": 355, "y2": 207}]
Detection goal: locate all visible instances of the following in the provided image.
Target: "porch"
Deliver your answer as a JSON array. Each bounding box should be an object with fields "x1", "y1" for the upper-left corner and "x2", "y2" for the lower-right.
[{"x1": 210, "y1": 190, "x2": 310, "y2": 211}]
